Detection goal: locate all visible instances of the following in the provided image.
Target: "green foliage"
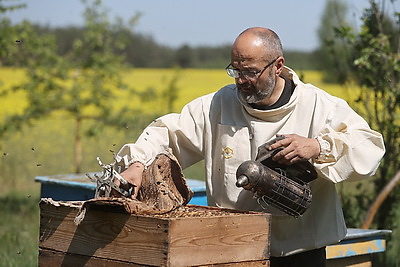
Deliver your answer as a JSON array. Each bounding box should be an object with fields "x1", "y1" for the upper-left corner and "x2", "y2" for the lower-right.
[
  {"x1": 0, "y1": 0, "x2": 25, "y2": 12},
  {"x1": 4, "y1": 23, "x2": 319, "y2": 70},
  {"x1": 385, "y1": 200, "x2": 400, "y2": 264},
  {"x1": 315, "y1": 0, "x2": 353, "y2": 83},
  {"x1": 341, "y1": 1, "x2": 400, "y2": 181},
  {"x1": 0, "y1": 18, "x2": 14, "y2": 66},
  {"x1": 0, "y1": 21, "x2": 67, "y2": 132},
  {"x1": 337, "y1": 182, "x2": 374, "y2": 226},
  {"x1": 0, "y1": 0, "x2": 26, "y2": 66},
  {"x1": 328, "y1": 1, "x2": 400, "y2": 266},
  {"x1": 161, "y1": 69, "x2": 181, "y2": 113}
]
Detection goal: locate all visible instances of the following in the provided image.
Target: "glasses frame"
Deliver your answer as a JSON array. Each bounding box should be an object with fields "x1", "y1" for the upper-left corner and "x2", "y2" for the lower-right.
[{"x1": 225, "y1": 57, "x2": 279, "y2": 80}]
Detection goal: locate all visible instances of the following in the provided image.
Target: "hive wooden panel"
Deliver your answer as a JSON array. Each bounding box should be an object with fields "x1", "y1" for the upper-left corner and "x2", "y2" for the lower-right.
[{"x1": 39, "y1": 200, "x2": 271, "y2": 267}]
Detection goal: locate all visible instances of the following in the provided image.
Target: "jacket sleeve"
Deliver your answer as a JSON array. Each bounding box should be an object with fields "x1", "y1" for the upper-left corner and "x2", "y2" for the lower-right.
[
  {"x1": 313, "y1": 99, "x2": 385, "y2": 183},
  {"x1": 115, "y1": 95, "x2": 208, "y2": 169}
]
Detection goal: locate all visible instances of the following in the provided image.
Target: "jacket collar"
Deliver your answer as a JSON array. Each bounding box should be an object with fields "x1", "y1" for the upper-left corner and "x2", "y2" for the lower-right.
[{"x1": 236, "y1": 66, "x2": 302, "y2": 121}]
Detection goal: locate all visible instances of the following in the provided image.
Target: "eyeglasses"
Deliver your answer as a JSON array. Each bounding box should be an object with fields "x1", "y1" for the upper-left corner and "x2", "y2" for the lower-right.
[{"x1": 225, "y1": 57, "x2": 279, "y2": 80}]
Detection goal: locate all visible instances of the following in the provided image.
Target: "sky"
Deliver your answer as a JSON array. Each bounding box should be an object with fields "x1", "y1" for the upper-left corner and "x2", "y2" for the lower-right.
[{"x1": 5, "y1": 0, "x2": 400, "y2": 51}]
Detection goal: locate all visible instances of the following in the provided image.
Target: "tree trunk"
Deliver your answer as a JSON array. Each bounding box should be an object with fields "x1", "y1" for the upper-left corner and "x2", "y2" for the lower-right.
[
  {"x1": 361, "y1": 170, "x2": 400, "y2": 229},
  {"x1": 74, "y1": 117, "x2": 82, "y2": 174}
]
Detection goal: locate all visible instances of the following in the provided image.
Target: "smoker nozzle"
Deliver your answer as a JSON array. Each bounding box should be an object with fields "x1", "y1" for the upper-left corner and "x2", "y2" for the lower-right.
[{"x1": 236, "y1": 175, "x2": 249, "y2": 187}]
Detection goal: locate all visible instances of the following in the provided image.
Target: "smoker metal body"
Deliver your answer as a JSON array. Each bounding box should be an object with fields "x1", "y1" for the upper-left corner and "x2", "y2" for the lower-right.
[{"x1": 236, "y1": 136, "x2": 317, "y2": 217}]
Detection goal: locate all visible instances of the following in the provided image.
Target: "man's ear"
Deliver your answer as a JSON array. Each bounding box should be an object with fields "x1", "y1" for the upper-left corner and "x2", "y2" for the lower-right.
[{"x1": 275, "y1": 56, "x2": 285, "y2": 76}]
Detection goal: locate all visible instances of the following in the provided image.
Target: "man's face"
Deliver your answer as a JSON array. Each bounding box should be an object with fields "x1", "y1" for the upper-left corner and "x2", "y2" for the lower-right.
[
  {"x1": 230, "y1": 40, "x2": 277, "y2": 105},
  {"x1": 234, "y1": 62, "x2": 276, "y2": 104}
]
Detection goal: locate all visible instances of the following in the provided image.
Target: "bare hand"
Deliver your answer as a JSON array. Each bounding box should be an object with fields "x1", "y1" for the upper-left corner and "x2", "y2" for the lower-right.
[
  {"x1": 268, "y1": 134, "x2": 321, "y2": 165},
  {"x1": 112, "y1": 162, "x2": 145, "y2": 199}
]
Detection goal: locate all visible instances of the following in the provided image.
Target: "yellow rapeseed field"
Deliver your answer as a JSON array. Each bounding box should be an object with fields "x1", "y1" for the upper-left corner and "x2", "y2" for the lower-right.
[
  {"x1": 121, "y1": 68, "x2": 358, "y2": 113},
  {"x1": 0, "y1": 68, "x2": 28, "y2": 118},
  {"x1": 0, "y1": 67, "x2": 359, "y2": 119},
  {"x1": 119, "y1": 68, "x2": 234, "y2": 114}
]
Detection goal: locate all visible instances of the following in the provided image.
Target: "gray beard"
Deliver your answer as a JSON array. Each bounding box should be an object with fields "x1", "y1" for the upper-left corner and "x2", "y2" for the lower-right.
[
  {"x1": 240, "y1": 87, "x2": 272, "y2": 104},
  {"x1": 238, "y1": 74, "x2": 276, "y2": 104}
]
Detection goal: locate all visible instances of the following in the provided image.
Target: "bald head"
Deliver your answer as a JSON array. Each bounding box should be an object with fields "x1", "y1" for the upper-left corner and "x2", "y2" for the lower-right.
[
  {"x1": 232, "y1": 27, "x2": 283, "y2": 63},
  {"x1": 230, "y1": 27, "x2": 286, "y2": 107}
]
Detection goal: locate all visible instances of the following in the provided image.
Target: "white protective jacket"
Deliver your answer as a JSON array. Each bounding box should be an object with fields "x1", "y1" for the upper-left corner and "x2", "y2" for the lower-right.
[{"x1": 116, "y1": 67, "x2": 385, "y2": 256}]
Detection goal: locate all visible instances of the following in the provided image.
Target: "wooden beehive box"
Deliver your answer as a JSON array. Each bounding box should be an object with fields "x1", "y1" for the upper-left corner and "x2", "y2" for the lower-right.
[{"x1": 39, "y1": 198, "x2": 271, "y2": 267}]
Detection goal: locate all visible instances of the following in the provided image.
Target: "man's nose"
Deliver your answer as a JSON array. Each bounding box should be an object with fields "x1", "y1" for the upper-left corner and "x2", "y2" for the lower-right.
[{"x1": 236, "y1": 75, "x2": 249, "y2": 84}]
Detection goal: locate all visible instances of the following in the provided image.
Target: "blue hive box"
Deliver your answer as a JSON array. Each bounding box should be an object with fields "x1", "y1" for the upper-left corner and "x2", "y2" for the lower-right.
[{"x1": 35, "y1": 173, "x2": 207, "y2": 205}]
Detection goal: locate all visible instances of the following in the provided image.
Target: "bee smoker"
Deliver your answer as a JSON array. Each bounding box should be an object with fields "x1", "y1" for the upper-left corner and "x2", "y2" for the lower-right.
[{"x1": 236, "y1": 136, "x2": 317, "y2": 217}]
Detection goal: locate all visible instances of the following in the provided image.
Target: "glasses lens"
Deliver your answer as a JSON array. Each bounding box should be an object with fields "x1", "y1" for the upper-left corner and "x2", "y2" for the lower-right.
[
  {"x1": 226, "y1": 68, "x2": 239, "y2": 78},
  {"x1": 242, "y1": 71, "x2": 256, "y2": 80}
]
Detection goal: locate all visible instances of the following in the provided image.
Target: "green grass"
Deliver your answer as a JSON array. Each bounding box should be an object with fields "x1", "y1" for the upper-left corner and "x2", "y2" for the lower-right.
[{"x1": 0, "y1": 190, "x2": 40, "y2": 267}]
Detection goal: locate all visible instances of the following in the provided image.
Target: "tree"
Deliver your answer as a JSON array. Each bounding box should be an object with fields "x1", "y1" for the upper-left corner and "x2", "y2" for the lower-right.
[
  {"x1": 0, "y1": 0, "x2": 151, "y2": 173},
  {"x1": 0, "y1": 0, "x2": 26, "y2": 66},
  {"x1": 329, "y1": 1, "x2": 399, "y2": 265},
  {"x1": 315, "y1": 0, "x2": 351, "y2": 82},
  {"x1": 161, "y1": 69, "x2": 181, "y2": 113},
  {"x1": 175, "y1": 44, "x2": 195, "y2": 68}
]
